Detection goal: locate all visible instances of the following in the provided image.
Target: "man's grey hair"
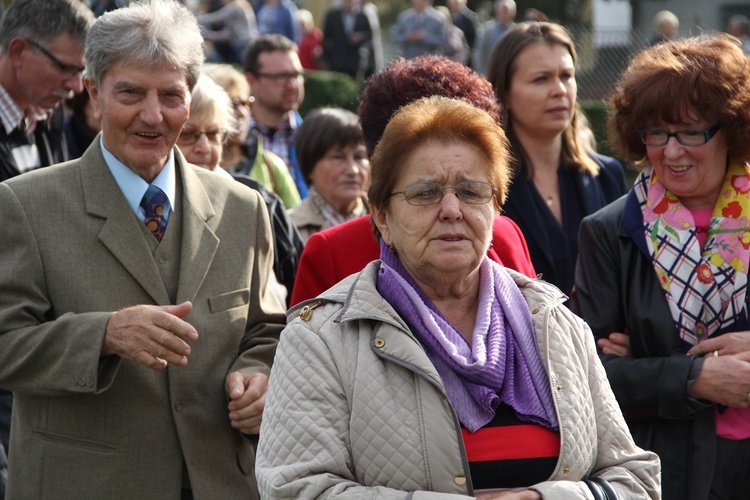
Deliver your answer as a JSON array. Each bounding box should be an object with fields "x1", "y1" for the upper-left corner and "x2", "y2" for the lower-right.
[
  {"x1": 85, "y1": 0, "x2": 204, "y2": 90},
  {"x1": 0, "y1": 0, "x2": 94, "y2": 51}
]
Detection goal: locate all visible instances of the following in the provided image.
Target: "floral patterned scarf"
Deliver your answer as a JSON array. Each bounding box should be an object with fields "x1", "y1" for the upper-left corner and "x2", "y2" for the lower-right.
[{"x1": 633, "y1": 162, "x2": 750, "y2": 347}]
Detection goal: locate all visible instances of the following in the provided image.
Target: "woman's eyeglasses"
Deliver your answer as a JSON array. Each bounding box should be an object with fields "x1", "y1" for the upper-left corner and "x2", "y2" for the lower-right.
[
  {"x1": 638, "y1": 124, "x2": 721, "y2": 146},
  {"x1": 177, "y1": 128, "x2": 227, "y2": 146},
  {"x1": 390, "y1": 181, "x2": 495, "y2": 206}
]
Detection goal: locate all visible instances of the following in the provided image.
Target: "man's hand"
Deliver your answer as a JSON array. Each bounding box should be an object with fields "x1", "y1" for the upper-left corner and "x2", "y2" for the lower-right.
[
  {"x1": 103, "y1": 302, "x2": 198, "y2": 371},
  {"x1": 226, "y1": 372, "x2": 269, "y2": 435}
]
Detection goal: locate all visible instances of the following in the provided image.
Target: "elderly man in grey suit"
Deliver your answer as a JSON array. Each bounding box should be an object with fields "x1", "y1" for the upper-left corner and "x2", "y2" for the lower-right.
[{"x1": 0, "y1": 1, "x2": 285, "y2": 498}]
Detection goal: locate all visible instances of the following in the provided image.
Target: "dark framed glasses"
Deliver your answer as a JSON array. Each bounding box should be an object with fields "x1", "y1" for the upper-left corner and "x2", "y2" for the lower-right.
[
  {"x1": 390, "y1": 181, "x2": 495, "y2": 206},
  {"x1": 638, "y1": 124, "x2": 721, "y2": 147},
  {"x1": 26, "y1": 38, "x2": 86, "y2": 76},
  {"x1": 253, "y1": 71, "x2": 304, "y2": 84}
]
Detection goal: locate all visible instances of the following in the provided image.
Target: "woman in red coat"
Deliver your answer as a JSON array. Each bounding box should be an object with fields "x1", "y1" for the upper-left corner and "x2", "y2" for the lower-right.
[{"x1": 290, "y1": 55, "x2": 535, "y2": 305}]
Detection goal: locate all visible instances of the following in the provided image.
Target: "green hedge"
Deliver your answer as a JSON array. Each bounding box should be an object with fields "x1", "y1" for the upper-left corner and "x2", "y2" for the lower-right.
[{"x1": 299, "y1": 70, "x2": 363, "y2": 117}]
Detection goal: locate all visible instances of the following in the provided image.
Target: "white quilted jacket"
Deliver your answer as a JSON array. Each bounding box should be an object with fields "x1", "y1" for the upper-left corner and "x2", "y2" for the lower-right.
[{"x1": 256, "y1": 262, "x2": 661, "y2": 499}]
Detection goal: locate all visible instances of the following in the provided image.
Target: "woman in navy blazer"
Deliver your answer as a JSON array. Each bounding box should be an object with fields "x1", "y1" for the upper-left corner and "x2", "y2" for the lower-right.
[{"x1": 487, "y1": 22, "x2": 627, "y2": 295}]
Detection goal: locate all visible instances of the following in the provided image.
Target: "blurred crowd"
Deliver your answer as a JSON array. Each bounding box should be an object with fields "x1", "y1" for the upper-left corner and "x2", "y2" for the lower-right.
[{"x1": 2, "y1": 0, "x2": 750, "y2": 499}]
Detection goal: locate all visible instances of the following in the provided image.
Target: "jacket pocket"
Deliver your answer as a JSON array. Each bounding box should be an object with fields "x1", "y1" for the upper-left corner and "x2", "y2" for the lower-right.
[
  {"x1": 208, "y1": 288, "x2": 250, "y2": 313},
  {"x1": 34, "y1": 430, "x2": 117, "y2": 452}
]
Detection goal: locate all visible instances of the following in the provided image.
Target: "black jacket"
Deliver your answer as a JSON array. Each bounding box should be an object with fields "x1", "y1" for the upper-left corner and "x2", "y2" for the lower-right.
[
  {"x1": 321, "y1": 6, "x2": 372, "y2": 78},
  {"x1": 570, "y1": 193, "x2": 723, "y2": 500},
  {"x1": 0, "y1": 106, "x2": 68, "y2": 182},
  {"x1": 232, "y1": 174, "x2": 303, "y2": 306}
]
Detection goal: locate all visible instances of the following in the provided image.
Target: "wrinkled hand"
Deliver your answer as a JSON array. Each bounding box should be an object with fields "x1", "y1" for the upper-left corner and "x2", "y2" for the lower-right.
[
  {"x1": 687, "y1": 331, "x2": 750, "y2": 358},
  {"x1": 687, "y1": 350, "x2": 750, "y2": 407},
  {"x1": 597, "y1": 331, "x2": 631, "y2": 357},
  {"x1": 226, "y1": 371, "x2": 269, "y2": 435},
  {"x1": 475, "y1": 490, "x2": 541, "y2": 499},
  {"x1": 103, "y1": 302, "x2": 198, "y2": 371}
]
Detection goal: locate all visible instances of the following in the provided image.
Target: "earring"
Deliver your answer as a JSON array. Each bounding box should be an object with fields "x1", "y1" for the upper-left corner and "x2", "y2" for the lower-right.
[{"x1": 389, "y1": 244, "x2": 396, "y2": 253}]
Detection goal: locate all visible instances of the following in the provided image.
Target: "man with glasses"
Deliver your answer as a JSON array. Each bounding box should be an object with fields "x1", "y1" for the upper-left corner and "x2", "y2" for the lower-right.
[
  {"x1": 239, "y1": 34, "x2": 308, "y2": 198},
  {"x1": 0, "y1": 0, "x2": 93, "y2": 182},
  {"x1": 0, "y1": 1, "x2": 93, "y2": 497}
]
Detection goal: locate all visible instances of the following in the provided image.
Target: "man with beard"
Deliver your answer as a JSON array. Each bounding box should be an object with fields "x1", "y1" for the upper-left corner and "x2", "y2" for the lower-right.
[{"x1": 238, "y1": 34, "x2": 308, "y2": 198}]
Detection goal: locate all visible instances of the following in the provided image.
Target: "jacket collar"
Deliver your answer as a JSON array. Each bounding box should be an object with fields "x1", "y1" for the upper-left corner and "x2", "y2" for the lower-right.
[{"x1": 81, "y1": 141, "x2": 218, "y2": 305}]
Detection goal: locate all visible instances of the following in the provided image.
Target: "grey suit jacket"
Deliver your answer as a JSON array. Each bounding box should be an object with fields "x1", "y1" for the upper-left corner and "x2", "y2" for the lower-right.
[{"x1": 0, "y1": 140, "x2": 285, "y2": 499}]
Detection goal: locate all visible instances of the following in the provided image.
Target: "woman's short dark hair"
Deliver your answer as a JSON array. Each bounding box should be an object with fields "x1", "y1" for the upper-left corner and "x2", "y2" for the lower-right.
[
  {"x1": 358, "y1": 55, "x2": 500, "y2": 157},
  {"x1": 294, "y1": 107, "x2": 364, "y2": 185},
  {"x1": 609, "y1": 33, "x2": 750, "y2": 166},
  {"x1": 486, "y1": 21, "x2": 600, "y2": 178},
  {"x1": 368, "y1": 96, "x2": 510, "y2": 239}
]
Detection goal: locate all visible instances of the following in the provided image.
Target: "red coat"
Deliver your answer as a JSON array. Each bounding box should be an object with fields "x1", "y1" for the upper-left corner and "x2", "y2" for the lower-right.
[{"x1": 290, "y1": 215, "x2": 536, "y2": 306}]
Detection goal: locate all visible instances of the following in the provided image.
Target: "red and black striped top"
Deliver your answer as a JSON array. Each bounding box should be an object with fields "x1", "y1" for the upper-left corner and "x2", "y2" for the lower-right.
[{"x1": 461, "y1": 403, "x2": 560, "y2": 490}]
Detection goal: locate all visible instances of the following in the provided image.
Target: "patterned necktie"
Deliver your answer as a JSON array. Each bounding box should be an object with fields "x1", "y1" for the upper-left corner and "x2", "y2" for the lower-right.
[{"x1": 140, "y1": 184, "x2": 169, "y2": 241}]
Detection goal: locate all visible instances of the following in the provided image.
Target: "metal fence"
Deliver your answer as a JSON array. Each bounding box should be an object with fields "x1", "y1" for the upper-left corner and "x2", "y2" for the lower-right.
[{"x1": 567, "y1": 26, "x2": 654, "y2": 102}]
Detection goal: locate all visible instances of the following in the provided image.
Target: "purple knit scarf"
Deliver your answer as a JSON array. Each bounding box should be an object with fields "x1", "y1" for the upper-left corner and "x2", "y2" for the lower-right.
[{"x1": 377, "y1": 240, "x2": 558, "y2": 433}]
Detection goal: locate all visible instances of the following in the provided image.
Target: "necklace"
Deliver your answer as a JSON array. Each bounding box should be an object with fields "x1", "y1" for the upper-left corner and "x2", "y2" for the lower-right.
[{"x1": 545, "y1": 195, "x2": 553, "y2": 207}]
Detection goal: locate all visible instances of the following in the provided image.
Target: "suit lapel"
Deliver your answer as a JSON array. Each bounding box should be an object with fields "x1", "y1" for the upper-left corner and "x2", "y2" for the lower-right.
[
  {"x1": 82, "y1": 141, "x2": 171, "y2": 305},
  {"x1": 174, "y1": 152, "x2": 219, "y2": 305}
]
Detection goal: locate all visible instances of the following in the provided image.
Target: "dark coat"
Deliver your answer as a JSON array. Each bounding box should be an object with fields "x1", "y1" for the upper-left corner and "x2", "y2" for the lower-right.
[
  {"x1": 570, "y1": 193, "x2": 726, "y2": 500},
  {"x1": 321, "y1": 6, "x2": 372, "y2": 78},
  {"x1": 0, "y1": 106, "x2": 68, "y2": 182}
]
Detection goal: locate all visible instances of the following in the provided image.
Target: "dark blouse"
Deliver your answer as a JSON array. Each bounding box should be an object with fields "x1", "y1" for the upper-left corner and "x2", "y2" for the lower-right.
[{"x1": 502, "y1": 153, "x2": 628, "y2": 295}]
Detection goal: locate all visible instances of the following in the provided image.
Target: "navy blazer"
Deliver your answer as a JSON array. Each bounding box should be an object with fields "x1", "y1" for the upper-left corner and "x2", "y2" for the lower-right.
[{"x1": 502, "y1": 152, "x2": 628, "y2": 295}]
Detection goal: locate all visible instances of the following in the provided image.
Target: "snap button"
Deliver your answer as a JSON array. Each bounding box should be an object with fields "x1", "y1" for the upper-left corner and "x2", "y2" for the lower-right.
[
  {"x1": 563, "y1": 467, "x2": 570, "y2": 474},
  {"x1": 531, "y1": 308, "x2": 540, "y2": 314},
  {"x1": 454, "y1": 474, "x2": 466, "y2": 486},
  {"x1": 374, "y1": 338, "x2": 385, "y2": 348},
  {"x1": 556, "y1": 385, "x2": 563, "y2": 392}
]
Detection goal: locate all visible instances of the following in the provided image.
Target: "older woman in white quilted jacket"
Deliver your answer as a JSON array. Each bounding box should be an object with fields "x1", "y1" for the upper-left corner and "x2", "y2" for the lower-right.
[{"x1": 256, "y1": 97, "x2": 661, "y2": 499}]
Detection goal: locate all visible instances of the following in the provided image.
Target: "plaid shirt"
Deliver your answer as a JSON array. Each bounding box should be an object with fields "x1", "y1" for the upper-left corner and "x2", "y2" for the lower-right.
[
  {"x1": 0, "y1": 84, "x2": 26, "y2": 135},
  {"x1": 248, "y1": 112, "x2": 298, "y2": 169},
  {"x1": 247, "y1": 111, "x2": 308, "y2": 198},
  {"x1": 0, "y1": 83, "x2": 47, "y2": 175}
]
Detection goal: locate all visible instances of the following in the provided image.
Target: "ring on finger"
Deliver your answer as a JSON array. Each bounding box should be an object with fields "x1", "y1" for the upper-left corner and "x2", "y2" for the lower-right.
[{"x1": 713, "y1": 350, "x2": 720, "y2": 357}]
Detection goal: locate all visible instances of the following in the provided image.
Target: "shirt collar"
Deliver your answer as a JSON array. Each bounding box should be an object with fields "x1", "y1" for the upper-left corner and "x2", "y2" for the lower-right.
[
  {"x1": 248, "y1": 111, "x2": 298, "y2": 136},
  {"x1": 100, "y1": 136, "x2": 177, "y2": 220},
  {"x1": 0, "y1": 83, "x2": 26, "y2": 135}
]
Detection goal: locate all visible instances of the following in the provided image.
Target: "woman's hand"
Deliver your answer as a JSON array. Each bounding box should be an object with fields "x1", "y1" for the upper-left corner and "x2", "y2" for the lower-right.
[
  {"x1": 686, "y1": 330, "x2": 750, "y2": 357},
  {"x1": 597, "y1": 331, "x2": 631, "y2": 357},
  {"x1": 475, "y1": 490, "x2": 541, "y2": 500},
  {"x1": 687, "y1": 351, "x2": 750, "y2": 407}
]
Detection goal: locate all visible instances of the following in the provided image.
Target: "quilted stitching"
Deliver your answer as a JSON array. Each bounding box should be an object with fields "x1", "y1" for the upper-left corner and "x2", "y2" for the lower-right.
[{"x1": 257, "y1": 264, "x2": 660, "y2": 499}]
